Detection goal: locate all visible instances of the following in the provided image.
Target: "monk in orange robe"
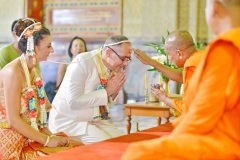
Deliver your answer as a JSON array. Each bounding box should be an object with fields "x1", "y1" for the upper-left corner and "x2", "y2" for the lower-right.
[
  {"x1": 133, "y1": 30, "x2": 203, "y2": 115},
  {"x1": 122, "y1": 0, "x2": 240, "y2": 159},
  {"x1": 172, "y1": 50, "x2": 203, "y2": 113}
]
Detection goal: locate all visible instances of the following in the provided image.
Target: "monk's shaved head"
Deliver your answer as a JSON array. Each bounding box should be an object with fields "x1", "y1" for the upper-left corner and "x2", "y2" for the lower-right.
[
  {"x1": 165, "y1": 30, "x2": 196, "y2": 53},
  {"x1": 206, "y1": 0, "x2": 240, "y2": 35},
  {"x1": 164, "y1": 30, "x2": 198, "y2": 68}
]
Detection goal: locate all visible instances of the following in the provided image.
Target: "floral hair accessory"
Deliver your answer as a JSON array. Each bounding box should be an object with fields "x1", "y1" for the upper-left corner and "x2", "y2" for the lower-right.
[
  {"x1": 17, "y1": 21, "x2": 42, "y2": 56},
  {"x1": 24, "y1": 24, "x2": 42, "y2": 38}
]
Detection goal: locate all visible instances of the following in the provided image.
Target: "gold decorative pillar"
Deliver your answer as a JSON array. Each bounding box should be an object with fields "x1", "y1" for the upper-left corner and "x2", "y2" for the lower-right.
[
  {"x1": 196, "y1": 0, "x2": 209, "y2": 42},
  {"x1": 177, "y1": 0, "x2": 190, "y2": 30},
  {"x1": 177, "y1": 0, "x2": 209, "y2": 44},
  {"x1": 28, "y1": 0, "x2": 43, "y2": 22},
  {"x1": 188, "y1": 0, "x2": 199, "y2": 38}
]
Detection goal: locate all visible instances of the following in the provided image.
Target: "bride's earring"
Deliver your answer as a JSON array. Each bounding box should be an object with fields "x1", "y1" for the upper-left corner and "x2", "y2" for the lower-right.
[{"x1": 32, "y1": 55, "x2": 36, "y2": 65}]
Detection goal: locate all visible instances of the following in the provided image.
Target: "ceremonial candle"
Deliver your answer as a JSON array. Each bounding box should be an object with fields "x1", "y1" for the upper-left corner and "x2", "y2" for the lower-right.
[
  {"x1": 144, "y1": 74, "x2": 148, "y2": 90},
  {"x1": 159, "y1": 74, "x2": 162, "y2": 84}
]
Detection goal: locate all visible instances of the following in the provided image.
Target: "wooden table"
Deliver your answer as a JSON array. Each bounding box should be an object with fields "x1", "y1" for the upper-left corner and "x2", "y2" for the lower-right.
[{"x1": 124, "y1": 102, "x2": 171, "y2": 134}]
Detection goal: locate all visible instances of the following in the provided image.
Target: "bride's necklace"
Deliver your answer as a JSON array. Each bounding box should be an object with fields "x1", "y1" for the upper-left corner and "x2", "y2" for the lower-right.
[{"x1": 20, "y1": 55, "x2": 47, "y2": 130}]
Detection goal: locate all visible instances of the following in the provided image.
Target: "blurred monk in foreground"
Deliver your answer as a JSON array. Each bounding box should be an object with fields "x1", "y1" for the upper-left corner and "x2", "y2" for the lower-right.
[{"x1": 122, "y1": 0, "x2": 240, "y2": 159}]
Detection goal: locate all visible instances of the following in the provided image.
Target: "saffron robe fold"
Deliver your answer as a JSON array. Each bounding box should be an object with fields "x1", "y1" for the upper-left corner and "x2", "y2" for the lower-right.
[
  {"x1": 122, "y1": 28, "x2": 240, "y2": 160},
  {"x1": 172, "y1": 51, "x2": 203, "y2": 113}
]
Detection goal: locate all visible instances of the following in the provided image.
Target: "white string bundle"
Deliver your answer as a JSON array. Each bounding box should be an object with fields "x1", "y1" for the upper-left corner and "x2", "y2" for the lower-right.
[{"x1": 103, "y1": 40, "x2": 130, "y2": 47}]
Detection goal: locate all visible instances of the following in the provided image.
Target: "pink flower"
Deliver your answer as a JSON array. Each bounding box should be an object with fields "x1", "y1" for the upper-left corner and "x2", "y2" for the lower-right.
[
  {"x1": 27, "y1": 91, "x2": 35, "y2": 98},
  {"x1": 29, "y1": 110, "x2": 37, "y2": 118},
  {"x1": 33, "y1": 24, "x2": 42, "y2": 31},
  {"x1": 35, "y1": 80, "x2": 43, "y2": 87},
  {"x1": 24, "y1": 30, "x2": 33, "y2": 37},
  {"x1": 100, "y1": 78, "x2": 107, "y2": 86},
  {"x1": 39, "y1": 98, "x2": 45, "y2": 105}
]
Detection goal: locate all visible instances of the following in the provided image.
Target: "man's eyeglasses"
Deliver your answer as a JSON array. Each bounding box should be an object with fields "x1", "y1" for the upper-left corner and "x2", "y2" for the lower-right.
[{"x1": 107, "y1": 47, "x2": 131, "y2": 62}]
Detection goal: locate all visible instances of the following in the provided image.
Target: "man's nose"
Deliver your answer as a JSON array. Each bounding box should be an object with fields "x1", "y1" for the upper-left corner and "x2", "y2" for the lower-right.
[
  {"x1": 123, "y1": 60, "x2": 129, "y2": 66},
  {"x1": 51, "y1": 47, "x2": 54, "y2": 53}
]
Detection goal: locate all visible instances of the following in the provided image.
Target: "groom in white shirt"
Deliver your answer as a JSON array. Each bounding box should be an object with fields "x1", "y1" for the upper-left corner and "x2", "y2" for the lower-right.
[{"x1": 49, "y1": 35, "x2": 132, "y2": 144}]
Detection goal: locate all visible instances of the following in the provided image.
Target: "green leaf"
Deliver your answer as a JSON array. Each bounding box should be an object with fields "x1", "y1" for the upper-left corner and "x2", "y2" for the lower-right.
[
  {"x1": 161, "y1": 74, "x2": 169, "y2": 81},
  {"x1": 167, "y1": 30, "x2": 170, "y2": 35},
  {"x1": 193, "y1": 37, "x2": 197, "y2": 47},
  {"x1": 147, "y1": 68, "x2": 158, "y2": 72},
  {"x1": 161, "y1": 36, "x2": 165, "y2": 45},
  {"x1": 197, "y1": 42, "x2": 204, "y2": 50}
]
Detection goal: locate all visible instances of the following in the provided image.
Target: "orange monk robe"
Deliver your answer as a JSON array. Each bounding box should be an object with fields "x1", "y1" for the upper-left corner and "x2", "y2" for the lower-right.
[
  {"x1": 172, "y1": 51, "x2": 203, "y2": 113},
  {"x1": 122, "y1": 28, "x2": 240, "y2": 160}
]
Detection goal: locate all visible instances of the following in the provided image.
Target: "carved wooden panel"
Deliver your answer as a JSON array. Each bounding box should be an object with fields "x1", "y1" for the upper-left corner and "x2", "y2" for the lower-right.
[{"x1": 44, "y1": 0, "x2": 123, "y2": 41}]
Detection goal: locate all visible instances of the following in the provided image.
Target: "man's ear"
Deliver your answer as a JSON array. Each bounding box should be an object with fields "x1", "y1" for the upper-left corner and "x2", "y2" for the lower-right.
[
  {"x1": 105, "y1": 48, "x2": 111, "y2": 57},
  {"x1": 176, "y1": 50, "x2": 183, "y2": 59},
  {"x1": 213, "y1": 0, "x2": 225, "y2": 18}
]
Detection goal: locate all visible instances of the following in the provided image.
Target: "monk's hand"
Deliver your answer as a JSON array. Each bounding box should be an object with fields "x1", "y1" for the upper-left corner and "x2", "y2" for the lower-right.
[
  {"x1": 105, "y1": 70, "x2": 126, "y2": 97},
  {"x1": 133, "y1": 49, "x2": 153, "y2": 65},
  {"x1": 46, "y1": 135, "x2": 69, "y2": 147},
  {"x1": 150, "y1": 84, "x2": 168, "y2": 102}
]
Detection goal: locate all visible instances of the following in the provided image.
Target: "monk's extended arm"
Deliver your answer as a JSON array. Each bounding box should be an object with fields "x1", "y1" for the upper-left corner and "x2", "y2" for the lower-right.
[{"x1": 150, "y1": 60, "x2": 183, "y2": 83}]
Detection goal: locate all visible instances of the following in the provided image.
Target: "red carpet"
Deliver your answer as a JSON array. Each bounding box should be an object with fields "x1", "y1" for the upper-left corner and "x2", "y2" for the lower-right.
[{"x1": 37, "y1": 123, "x2": 173, "y2": 160}]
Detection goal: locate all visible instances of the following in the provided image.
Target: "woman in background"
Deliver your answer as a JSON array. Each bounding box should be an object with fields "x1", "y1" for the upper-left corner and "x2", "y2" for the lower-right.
[{"x1": 56, "y1": 36, "x2": 87, "y2": 88}]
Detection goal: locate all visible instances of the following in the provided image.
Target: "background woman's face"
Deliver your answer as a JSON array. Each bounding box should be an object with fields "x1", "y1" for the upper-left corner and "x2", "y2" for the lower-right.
[{"x1": 70, "y1": 39, "x2": 86, "y2": 57}]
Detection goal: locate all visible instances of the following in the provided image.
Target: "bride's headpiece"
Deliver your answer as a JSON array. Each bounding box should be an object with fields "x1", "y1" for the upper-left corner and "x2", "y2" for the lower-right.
[{"x1": 17, "y1": 19, "x2": 42, "y2": 56}]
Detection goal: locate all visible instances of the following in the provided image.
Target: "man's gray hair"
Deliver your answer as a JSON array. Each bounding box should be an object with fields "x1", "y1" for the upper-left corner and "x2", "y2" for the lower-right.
[{"x1": 104, "y1": 35, "x2": 130, "y2": 47}]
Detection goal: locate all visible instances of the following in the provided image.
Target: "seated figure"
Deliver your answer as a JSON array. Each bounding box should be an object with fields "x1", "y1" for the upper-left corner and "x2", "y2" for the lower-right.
[
  {"x1": 0, "y1": 18, "x2": 81, "y2": 159},
  {"x1": 133, "y1": 29, "x2": 203, "y2": 115},
  {"x1": 49, "y1": 35, "x2": 132, "y2": 144}
]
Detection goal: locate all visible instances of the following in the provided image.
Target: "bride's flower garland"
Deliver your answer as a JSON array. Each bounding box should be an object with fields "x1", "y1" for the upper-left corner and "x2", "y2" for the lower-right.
[
  {"x1": 20, "y1": 55, "x2": 47, "y2": 130},
  {"x1": 18, "y1": 19, "x2": 47, "y2": 130}
]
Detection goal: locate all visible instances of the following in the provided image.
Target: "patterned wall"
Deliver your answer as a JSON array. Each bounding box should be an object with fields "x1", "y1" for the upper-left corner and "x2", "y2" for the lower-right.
[
  {"x1": 44, "y1": 0, "x2": 122, "y2": 41},
  {"x1": 123, "y1": 0, "x2": 178, "y2": 38}
]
